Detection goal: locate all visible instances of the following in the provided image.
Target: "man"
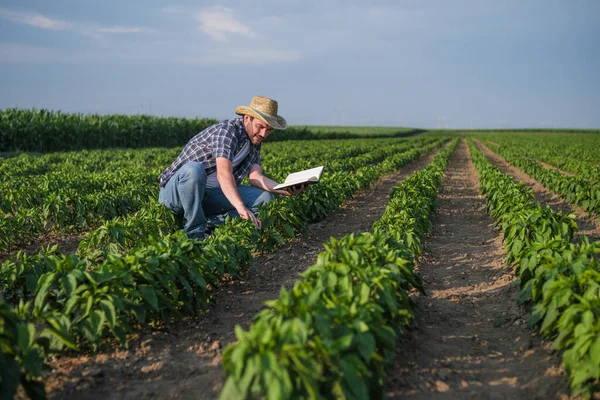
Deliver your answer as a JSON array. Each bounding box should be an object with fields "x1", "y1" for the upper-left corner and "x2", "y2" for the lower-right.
[{"x1": 158, "y1": 95, "x2": 304, "y2": 240}]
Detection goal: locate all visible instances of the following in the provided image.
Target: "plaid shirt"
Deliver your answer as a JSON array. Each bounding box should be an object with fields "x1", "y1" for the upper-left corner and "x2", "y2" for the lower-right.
[{"x1": 159, "y1": 117, "x2": 261, "y2": 187}]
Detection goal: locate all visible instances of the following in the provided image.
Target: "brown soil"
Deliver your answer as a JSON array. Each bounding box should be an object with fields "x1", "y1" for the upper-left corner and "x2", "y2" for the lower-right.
[
  {"x1": 385, "y1": 139, "x2": 570, "y2": 399},
  {"x1": 43, "y1": 147, "x2": 442, "y2": 400},
  {"x1": 1, "y1": 231, "x2": 84, "y2": 264},
  {"x1": 538, "y1": 161, "x2": 576, "y2": 177},
  {"x1": 474, "y1": 140, "x2": 600, "y2": 243}
]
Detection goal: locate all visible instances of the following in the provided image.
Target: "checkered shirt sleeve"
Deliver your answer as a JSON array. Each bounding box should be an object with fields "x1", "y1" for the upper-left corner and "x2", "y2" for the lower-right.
[{"x1": 158, "y1": 118, "x2": 260, "y2": 187}]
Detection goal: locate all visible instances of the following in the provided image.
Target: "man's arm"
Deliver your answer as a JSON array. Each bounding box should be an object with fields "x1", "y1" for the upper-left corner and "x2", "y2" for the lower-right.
[
  {"x1": 216, "y1": 157, "x2": 262, "y2": 228},
  {"x1": 248, "y1": 164, "x2": 307, "y2": 196}
]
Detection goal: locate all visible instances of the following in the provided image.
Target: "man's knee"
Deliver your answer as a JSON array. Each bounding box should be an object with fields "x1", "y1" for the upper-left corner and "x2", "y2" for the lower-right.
[
  {"x1": 255, "y1": 190, "x2": 274, "y2": 207},
  {"x1": 177, "y1": 162, "x2": 207, "y2": 193},
  {"x1": 178, "y1": 162, "x2": 206, "y2": 184}
]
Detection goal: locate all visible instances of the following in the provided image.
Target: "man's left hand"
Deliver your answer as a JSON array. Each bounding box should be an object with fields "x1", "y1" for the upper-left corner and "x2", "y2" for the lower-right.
[{"x1": 272, "y1": 184, "x2": 308, "y2": 196}]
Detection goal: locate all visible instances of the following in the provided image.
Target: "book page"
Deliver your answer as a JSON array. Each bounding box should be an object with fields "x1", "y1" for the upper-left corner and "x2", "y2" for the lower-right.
[{"x1": 273, "y1": 166, "x2": 324, "y2": 190}]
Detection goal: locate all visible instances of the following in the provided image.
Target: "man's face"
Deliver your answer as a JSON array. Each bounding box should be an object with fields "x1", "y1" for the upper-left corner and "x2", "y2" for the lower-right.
[{"x1": 245, "y1": 116, "x2": 272, "y2": 144}]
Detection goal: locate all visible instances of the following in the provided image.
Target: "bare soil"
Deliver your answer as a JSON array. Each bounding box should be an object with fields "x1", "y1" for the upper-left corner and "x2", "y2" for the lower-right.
[
  {"x1": 384, "y1": 139, "x2": 570, "y2": 399},
  {"x1": 42, "y1": 148, "x2": 442, "y2": 400},
  {"x1": 538, "y1": 161, "x2": 575, "y2": 177}
]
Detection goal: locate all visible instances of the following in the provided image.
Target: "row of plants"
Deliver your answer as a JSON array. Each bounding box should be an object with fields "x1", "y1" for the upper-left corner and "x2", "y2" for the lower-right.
[
  {"x1": 0, "y1": 222, "x2": 259, "y2": 400},
  {"x1": 0, "y1": 109, "x2": 217, "y2": 152},
  {"x1": 0, "y1": 138, "x2": 450, "y2": 399},
  {"x1": 219, "y1": 139, "x2": 457, "y2": 399},
  {"x1": 1, "y1": 137, "x2": 392, "y2": 180},
  {"x1": 468, "y1": 139, "x2": 600, "y2": 397},
  {"x1": 0, "y1": 109, "x2": 427, "y2": 153},
  {"x1": 477, "y1": 139, "x2": 600, "y2": 220},
  {"x1": 1, "y1": 137, "x2": 448, "y2": 303},
  {"x1": 1, "y1": 137, "x2": 442, "y2": 255},
  {"x1": 480, "y1": 133, "x2": 600, "y2": 182}
]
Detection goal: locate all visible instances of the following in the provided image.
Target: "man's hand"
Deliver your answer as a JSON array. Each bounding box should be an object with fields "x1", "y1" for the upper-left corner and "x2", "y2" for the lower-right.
[
  {"x1": 238, "y1": 207, "x2": 262, "y2": 229},
  {"x1": 274, "y1": 184, "x2": 309, "y2": 196}
]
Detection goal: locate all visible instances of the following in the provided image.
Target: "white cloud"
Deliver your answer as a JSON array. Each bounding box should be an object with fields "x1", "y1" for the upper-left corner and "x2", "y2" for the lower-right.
[
  {"x1": 0, "y1": 6, "x2": 298, "y2": 66},
  {"x1": 197, "y1": 6, "x2": 257, "y2": 42},
  {"x1": 0, "y1": 7, "x2": 154, "y2": 38},
  {"x1": 0, "y1": 8, "x2": 68, "y2": 30},
  {"x1": 97, "y1": 26, "x2": 153, "y2": 34}
]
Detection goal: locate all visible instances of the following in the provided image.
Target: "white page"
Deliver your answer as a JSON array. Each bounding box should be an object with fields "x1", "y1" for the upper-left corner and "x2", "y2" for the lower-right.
[{"x1": 273, "y1": 166, "x2": 324, "y2": 190}]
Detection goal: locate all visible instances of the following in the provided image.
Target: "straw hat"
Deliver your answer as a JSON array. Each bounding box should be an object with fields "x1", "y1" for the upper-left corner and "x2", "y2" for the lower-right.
[{"x1": 235, "y1": 96, "x2": 288, "y2": 130}]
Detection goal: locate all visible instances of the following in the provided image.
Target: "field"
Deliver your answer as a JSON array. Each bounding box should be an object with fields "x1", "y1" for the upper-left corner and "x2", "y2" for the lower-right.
[
  {"x1": 289, "y1": 125, "x2": 418, "y2": 136},
  {"x1": 1, "y1": 120, "x2": 600, "y2": 399}
]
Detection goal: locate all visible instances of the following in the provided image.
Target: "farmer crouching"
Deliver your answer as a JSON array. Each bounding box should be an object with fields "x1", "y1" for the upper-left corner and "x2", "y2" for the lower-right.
[{"x1": 158, "y1": 95, "x2": 305, "y2": 240}]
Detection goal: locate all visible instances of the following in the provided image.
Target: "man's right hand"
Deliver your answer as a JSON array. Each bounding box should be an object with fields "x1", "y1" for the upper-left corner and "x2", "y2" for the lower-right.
[{"x1": 238, "y1": 207, "x2": 262, "y2": 229}]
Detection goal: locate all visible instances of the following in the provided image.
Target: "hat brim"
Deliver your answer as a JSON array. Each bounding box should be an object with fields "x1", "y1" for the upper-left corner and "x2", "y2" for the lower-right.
[{"x1": 235, "y1": 106, "x2": 288, "y2": 130}]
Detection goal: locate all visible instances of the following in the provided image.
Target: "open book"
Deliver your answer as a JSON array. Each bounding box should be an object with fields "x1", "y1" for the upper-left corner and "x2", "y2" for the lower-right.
[{"x1": 273, "y1": 166, "x2": 324, "y2": 190}]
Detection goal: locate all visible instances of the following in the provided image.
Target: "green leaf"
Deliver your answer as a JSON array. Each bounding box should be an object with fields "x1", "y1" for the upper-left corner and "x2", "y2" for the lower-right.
[
  {"x1": 340, "y1": 358, "x2": 368, "y2": 399},
  {"x1": 61, "y1": 273, "x2": 78, "y2": 296},
  {"x1": 20, "y1": 377, "x2": 46, "y2": 400},
  {"x1": 111, "y1": 325, "x2": 128, "y2": 346},
  {"x1": 527, "y1": 307, "x2": 545, "y2": 329},
  {"x1": 17, "y1": 322, "x2": 32, "y2": 352},
  {"x1": 90, "y1": 310, "x2": 106, "y2": 336},
  {"x1": 131, "y1": 305, "x2": 146, "y2": 324},
  {"x1": 34, "y1": 272, "x2": 56, "y2": 313},
  {"x1": 41, "y1": 324, "x2": 78, "y2": 351},
  {"x1": 265, "y1": 371, "x2": 282, "y2": 400},
  {"x1": 512, "y1": 239, "x2": 523, "y2": 258},
  {"x1": 260, "y1": 351, "x2": 277, "y2": 372},
  {"x1": 516, "y1": 284, "x2": 532, "y2": 305},
  {"x1": 588, "y1": 336, "x2": 600, "y2": 366},
  {"x1": 540, "y1": 305, "x2": 559, "y2": 334},
  {"x1": 282, "y1": 223, "x2": 295, "y2": 238},
  {"x1": 569, "y1": 358, "x2": 598, "y2": 388},
  {"x1": 333, "y1": 334, "x2": 354, "y2": 352},
  {"x1": 21, "y1": 347, "x2": 44, "y2": 377},
  {"x1": 63, "y1": 295, "x2": 80, "y2": 316},
  {"x1": 372, "y1": 324, "x2": 396, "y2": 349},
  {"x1": 139, "y1": 285, "x2": 158, "y2": 310},
  {"x1": 359, "y1": 283, "x2": 370, "y2": 305},
  {"x1": 356, "y1": 332, "x2": 375, "y2": 361},
  {"x1": 100, "y1": 299, "x2": 117, "y2": 328},
  {"x1": 0, "y1": 357, "x2": 20, "y2": 400},
  {"x1": 80, "y1": 295, "x2": 94, "y2": 321},
  {"x1": 219, "y1": 377, "x2": 244, "y2": 400}
]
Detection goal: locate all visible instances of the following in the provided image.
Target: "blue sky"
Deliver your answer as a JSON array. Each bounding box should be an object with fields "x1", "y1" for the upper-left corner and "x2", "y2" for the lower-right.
[{"x1": 1, "y1": 1, "x2": 599, "y2": 129}]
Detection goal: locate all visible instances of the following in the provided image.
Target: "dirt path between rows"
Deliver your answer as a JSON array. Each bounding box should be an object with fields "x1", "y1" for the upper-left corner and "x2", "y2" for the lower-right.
[
  {"x1": 43, "y1": 147, "x2": 443, "y2": 400},
  {"x1": 538, "y1": 161, "x2": 576, "y2": 177},
  {"x1": 474, "y1": 140, "x2": 600, "y2": 243},
  {"x1": 384, "y1": 139, "x2": 570, "y2": 399}
]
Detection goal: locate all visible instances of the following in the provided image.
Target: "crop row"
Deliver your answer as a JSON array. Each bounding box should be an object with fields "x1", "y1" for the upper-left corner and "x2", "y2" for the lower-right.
[
  {"x1": 0, "y1": 137, "x2": 395, "y2": 180},
  {"x1": 0, "y1": 137, "x2": 441, "y2": 255},
  {"x1": 0, "y1": 108, "x2": 217, "y2": 152},
  {"x1": 1, "y1": 137, "x2": 448, "y2": 303},
  {"x1": 477, "y1": 140, "x2": 600, "y2": 220},
  {"x1": 481, "y1": 134, "x2": 600, "y2": 183},
  {"x1": 0, "y1": 137, "x2": 450, "y2": 399},
  {"x1": 219, "y1": 139, "x2": 457, "y2": 399},
  {"x1": 468, "y1": 139, "x2": 600, "y2": 396},
  {"x1": 0, "y1": 109, "x2": 425, "y2": 153}
]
